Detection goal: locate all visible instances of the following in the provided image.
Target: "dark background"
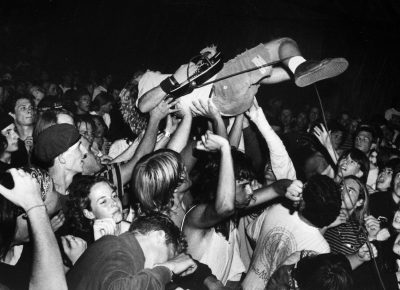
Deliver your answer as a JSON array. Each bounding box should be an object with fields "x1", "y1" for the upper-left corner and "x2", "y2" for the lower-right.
[{"x1": 1, "y1": 0, "x2": 399, "y2": 117}]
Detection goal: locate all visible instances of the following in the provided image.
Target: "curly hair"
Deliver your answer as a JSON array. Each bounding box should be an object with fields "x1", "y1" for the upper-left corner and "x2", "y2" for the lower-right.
[
  {"x1": 301, "y1": 175, "x2": 341, "y2": 228},
  {"x1": 66, "y1": 175, "x2": 111, "y2": 235}
]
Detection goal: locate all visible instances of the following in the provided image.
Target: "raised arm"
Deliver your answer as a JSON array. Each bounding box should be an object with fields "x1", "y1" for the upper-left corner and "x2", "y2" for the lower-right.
[
  {"x1": 0, "y1": 169, "x2": 67, "y2": 290},
  {"x1": 185, "y1": 132, "x2": 235, "y2": 229},
  {"x1": 228, "y1": 113, "x2": 244, "y2": 149},
  {"x1": 246, "y1": 97, "x2": 296, "y2": 180},
  {"x1": 119, "y1": 98, "x2": 178, "y2": 185},
  {"x1": 192, "y1": 98, "x2": 228, "y2": 140},
  {"x1": 138, "y1": 63, "x2": 197, "y2": 113},
  {"x1": 243, "y1": 179, "x2": 303, "y2": 210},
  {"x1": 167, "y1": 100, "x2": 193, "y2": 153}
]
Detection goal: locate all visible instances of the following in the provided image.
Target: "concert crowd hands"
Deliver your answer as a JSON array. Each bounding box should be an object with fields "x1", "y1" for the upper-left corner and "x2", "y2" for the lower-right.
[
  {"x1": 156, "y1": 253, "x2": 198, "y2": 277},
  {"x1": 191, "y1": 98, "x2": 221, "y2": 120},
  {"x1": 284, "y1": 180, "x2": 303, "y2": 202},
  {"x1": 196, "y1": 130, "x2": 230, "y2": 152},
  {"x1": 61, "y1": 235, "x2": 87, "y2": 265},
  {"x1": 150, "y1": 97, "x2": 180, "y2": 121},
  {"x1": 93, "y1": 218, "x2": 117, "y2": 241},
  {"x1": 50, "y1": 210, "x2": 66, "y2": 232},
  {"x1": 364, "y1": 215, "x2": 381, "y2": 240},
  {"x1": 357, "y1": 243, "x2": 378, "y2": 262},
  {"x1": 0, "y1": 168, "x2": 43, "y2": 211}
]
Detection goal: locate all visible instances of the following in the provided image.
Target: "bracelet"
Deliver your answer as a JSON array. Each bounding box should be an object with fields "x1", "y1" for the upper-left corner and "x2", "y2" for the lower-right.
[
  {"x1": 26, "y1": 204, "x2": 46, "y2": 214},
  {"x1": 160, "y1": 76, "x2": 179, "y2": 94}
]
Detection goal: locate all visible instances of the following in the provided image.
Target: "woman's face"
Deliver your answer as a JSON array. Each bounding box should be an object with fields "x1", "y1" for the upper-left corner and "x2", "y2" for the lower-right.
[
  {"x1": 88, "y1": 181, "x2": 123, "y2": 223},
  {"x1": 341, "y1": 178, "x2": 362, "y2": 212}
]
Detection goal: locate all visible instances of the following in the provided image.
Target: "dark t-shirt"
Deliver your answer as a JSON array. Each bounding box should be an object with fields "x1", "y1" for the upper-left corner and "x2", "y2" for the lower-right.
[
  {"x1": 369, "y1": 191, "x2": 398, "y2": 231},
  {"x1": 10, "y1": 139, "x2": 29, "y2": 168},
  {"x1": 67, "y1": 232, "x2": 171, "y2": 290}
]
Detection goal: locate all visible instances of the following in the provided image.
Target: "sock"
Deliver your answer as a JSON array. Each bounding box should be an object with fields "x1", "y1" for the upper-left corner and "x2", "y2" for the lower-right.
[{"x1": 288, "y1": 56, "x2": 306, "y2": 73}]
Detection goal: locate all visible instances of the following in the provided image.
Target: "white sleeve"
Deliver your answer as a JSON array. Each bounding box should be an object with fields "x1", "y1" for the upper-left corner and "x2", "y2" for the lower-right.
[
  {"x1": 136, "y1": 71, "x2": 171, "y2": 107},
  {"x1": 251, "y1": 110, "x2": 297, "y2": 180}
]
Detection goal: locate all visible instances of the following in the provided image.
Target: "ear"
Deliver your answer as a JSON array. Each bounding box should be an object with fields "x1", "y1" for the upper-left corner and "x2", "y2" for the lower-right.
[
  {"x1": 151, "y1": 230, "x2": 166, "y2": 245},
  {"x1": 74, "y1": 101, "x2": 79, "y2": 106},
  {"x1": 9, "y1": 113, "x2": 16, "y2": 119},
  {"x1": 58, "y1": 154, "x2": 66, "y2": 165},
  {"x1": 83, "y1": 209, "x2": 95, "y2": 220},
  {"x1": 355, "y1": 171, "x2": 364, "y2": 178}
]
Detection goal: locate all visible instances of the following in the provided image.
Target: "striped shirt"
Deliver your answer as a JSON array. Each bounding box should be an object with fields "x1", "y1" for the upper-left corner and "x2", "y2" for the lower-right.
[{"x1": 324, "y1": 219, "x2": 366, "y2": 255}]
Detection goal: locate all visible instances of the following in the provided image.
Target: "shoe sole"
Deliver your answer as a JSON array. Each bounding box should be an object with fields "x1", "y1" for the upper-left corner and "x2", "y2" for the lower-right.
[{"x1": 295, "y1": 58, "x2": 349, "y2": 87}]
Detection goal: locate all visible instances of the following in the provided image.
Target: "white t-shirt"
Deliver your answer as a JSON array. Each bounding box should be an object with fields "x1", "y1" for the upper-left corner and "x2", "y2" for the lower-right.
[{"x1": 242, "y1": 204, "x2": 330, "y2": 290}]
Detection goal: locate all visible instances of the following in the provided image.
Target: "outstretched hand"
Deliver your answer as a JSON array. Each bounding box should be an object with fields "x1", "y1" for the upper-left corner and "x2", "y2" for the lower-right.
[
  {"x1": 357, "y1": 243, "x2": 378, "y2": 262},
  {"x1": 150, "y1": 98, "x2": 179, "y2": 121},
  {"x1": 245, "y1": 97, "x2": 264, "y2": 121},
  {"x1": 0, "y1": 168, "x2": 43, "y2": 210},
  {"x1": 196, "y1": 131, "x2": 229, "y2": 152},
  {"x1": 192, "y1": 99, "x2": 221, "y2": 120},
  {"x1": 313, "y1": 124, "x2": 332, "y2": 148}
]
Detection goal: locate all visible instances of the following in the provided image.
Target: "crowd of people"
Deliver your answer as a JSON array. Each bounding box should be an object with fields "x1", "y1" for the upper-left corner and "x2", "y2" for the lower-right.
[{"x1": 1, "y1": 37, "x2": 400, "y2": 290}]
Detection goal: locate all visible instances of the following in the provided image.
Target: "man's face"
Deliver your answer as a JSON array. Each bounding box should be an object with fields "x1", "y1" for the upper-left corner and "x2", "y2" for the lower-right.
[
  {"x1": 235, "y1": 179, "x2": 254, "y2": 208},
  {"x1": 309, "y1": 107, "x2": 320, "y2": 123},
  {"x1": 354, "y1": 131, "x2": 373, "y2": 154},
  {"x1": 77, "y1": 95, "x2": 91, "y2": 113},
  {"x1": 81, "y1": 137, "x2": 102, "y2": 175},
  {"x1": 330, "y1": 131, "x2": 344, "y2": 150},
  {"x1": 1, "y1": 123, "x2": 19, "y2": 153},
  {"x1": 61, "y1": 140, "x2": 86, "y2": 174},
  {"x1": 376, "y1": 167, "x2": 393, "y2": 191},
  {"x1": 48, "y1": 83, "x2": 59, "y2": 96},
  {"x1": 14, "y1": 98, "x2": 34, "y2": 126},
  {"x1": 338, "y1": 155, "x2": 362, "y2": 178}
]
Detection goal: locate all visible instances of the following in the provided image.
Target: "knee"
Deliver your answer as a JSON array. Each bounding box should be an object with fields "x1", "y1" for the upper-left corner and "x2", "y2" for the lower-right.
[{"x1": 264, "y1": 37, "x2": 298, "y2": 48}]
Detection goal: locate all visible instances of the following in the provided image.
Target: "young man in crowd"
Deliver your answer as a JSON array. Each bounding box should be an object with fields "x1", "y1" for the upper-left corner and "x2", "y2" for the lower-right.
[
  {"x1": 67, "y1": 213, "x2": 197, "y2": 290},
  {"x1": 6, "y1": 95, "x2": 35, "y2": 167},
  {"x1": 33, "y1": 123, "x2": 86, "y2": 195},
  {"x1": 242, "y1": 175, "x2": 342, "y2": 290}
]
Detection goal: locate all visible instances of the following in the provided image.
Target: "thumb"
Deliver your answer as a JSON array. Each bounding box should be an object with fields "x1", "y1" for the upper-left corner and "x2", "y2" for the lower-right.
[{"x1": 61, "y1": 236, "x2": 69, "y2": 251}]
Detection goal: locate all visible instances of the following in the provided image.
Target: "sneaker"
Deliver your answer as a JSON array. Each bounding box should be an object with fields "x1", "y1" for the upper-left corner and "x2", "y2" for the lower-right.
[{"x1": 294, "y1": 58, "x2": 349, "y2": 87}]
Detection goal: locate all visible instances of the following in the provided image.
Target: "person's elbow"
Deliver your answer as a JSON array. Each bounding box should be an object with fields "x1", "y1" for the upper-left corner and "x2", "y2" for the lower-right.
[{"x1": 216, "y1": 203, "x2": 235, "y2": 218}]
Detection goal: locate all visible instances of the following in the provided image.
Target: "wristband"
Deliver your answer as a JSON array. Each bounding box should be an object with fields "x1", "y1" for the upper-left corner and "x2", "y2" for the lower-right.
[
  {"x1": 26, "y1": 204, "x2": 46, "y2": 214},
  {"x1": 160, "y1": 76, "x2": 179, "y2": 94}
]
